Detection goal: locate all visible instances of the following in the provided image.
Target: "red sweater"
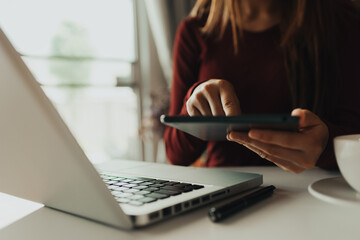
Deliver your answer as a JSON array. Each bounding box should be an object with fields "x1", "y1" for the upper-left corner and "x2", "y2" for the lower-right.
[{"x1": 164, "y1": 17, "x2": 360, "y2": 169}]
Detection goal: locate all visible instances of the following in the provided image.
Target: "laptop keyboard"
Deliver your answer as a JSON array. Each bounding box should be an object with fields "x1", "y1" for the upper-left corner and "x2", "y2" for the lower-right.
[{"x1": 100, "y1": 174, "x2": 204, "y2": 206}]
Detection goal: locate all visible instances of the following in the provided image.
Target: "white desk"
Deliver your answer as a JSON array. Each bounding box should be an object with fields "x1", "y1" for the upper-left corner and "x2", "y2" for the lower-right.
[{"x1": 0, "y1": 166, "x2": 359, "y2": 240}]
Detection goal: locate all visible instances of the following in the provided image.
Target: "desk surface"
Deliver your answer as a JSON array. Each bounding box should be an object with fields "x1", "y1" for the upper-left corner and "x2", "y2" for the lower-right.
[{"x1": 0, "y1": 166, "x2": 359, "y2": 240}]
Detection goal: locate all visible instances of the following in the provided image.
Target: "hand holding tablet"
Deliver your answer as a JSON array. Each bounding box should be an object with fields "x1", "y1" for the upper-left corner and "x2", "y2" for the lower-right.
[
  {"x1": 176, "y1": 79, "x2": 298, "y2": 141},
  {"x1": 164, "y1": 78, "x2": 329, "y2": 173},
  {"x1": 162, "y1": 109, "x2": 329, "y2": 174}
]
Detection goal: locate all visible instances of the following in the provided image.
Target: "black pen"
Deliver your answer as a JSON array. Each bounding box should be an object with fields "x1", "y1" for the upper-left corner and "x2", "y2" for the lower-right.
[{"x1": 208, "y1": 185, "x2": 276, "y2": 222}]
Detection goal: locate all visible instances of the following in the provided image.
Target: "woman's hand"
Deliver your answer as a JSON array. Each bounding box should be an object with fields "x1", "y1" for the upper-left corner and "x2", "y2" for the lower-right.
[
  {"x1": 227, "y1": 109, "x2": 329, "y2": 173},
  {"x1": 186, "y1": 79, "x2": 241, "y2": 116}
]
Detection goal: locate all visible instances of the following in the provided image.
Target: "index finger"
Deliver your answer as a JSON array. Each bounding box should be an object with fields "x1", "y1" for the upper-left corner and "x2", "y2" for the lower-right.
[{"x1": 218, "y1": 82, "x2": 241, "y2": 116}]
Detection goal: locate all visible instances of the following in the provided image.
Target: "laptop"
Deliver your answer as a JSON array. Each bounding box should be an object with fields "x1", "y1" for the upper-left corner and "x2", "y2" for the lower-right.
[{"x1": 0, "y1": 28, "x2": 262, "y2": 229}]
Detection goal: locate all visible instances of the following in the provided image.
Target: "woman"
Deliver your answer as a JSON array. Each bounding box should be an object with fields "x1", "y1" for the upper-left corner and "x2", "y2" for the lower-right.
[{"x1": 164, "y1": 0, "x2": 360, "y2": 173}]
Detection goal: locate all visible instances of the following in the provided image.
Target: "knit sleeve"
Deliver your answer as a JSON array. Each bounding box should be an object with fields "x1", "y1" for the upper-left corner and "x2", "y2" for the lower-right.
[{"x1": 163, "y1": 18, "x2": 208, "y2": 166}]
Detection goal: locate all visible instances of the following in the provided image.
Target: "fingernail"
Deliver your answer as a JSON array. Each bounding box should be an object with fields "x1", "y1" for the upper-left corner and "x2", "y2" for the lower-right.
[{"x1": 226, "y1": 133, "x2": 232, "y2": 141}]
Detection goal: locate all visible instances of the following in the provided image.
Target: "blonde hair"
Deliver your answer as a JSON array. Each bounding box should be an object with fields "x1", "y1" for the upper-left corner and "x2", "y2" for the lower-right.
[
  {"x1": 190, "y1": 0, "x2": 242, "y2": 53},
  {"x1": 190, "y1": 0, "x2": 311, "y2": 53}
]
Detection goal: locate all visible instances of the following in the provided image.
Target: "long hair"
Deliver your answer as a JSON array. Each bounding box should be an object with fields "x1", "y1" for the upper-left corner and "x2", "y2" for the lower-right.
[{"x1": 190, "y1": 0, "x2": 358, "y2": 117}]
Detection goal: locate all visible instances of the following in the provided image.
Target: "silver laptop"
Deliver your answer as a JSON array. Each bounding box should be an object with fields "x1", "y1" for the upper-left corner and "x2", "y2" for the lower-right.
[{"x1": 0, "y1": 28, "x2": 262, "y2": 229}]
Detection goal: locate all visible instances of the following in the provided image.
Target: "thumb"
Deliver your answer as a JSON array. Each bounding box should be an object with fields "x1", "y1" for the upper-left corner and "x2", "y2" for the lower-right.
[{"x1": 291, "y1": 108, "x2": 320, "y2": 129}]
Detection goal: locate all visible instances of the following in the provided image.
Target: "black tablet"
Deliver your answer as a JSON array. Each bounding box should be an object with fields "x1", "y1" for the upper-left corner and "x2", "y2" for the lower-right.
[{"x1": 160, "y1": 114, "x2": 299, "y2": 141}]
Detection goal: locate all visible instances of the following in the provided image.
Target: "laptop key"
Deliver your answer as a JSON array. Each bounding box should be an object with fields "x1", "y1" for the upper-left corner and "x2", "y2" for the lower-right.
[
  {"x1": 144, "y1": 187, "x2": 160, "y2": 192},
  {"x1": 173, "y1": 184, "x2": 197, "y2": 192},
  {"x1": 182, "y1": 187, "x2": 194, "y2": 192},
  {"x1": 123, "y1": 188, "x2": 140, "y2": 193},
  {"x1": 112, "y1": 191, "x2": 124, "y2": 197},
  {"x1": 130, "y1": 180, "x2": 145, "y2": 184},
  {"x1": 152, "y1": 180, "x2": 169, "y2": 184},
  {"x1": 113, "y1": 182, "x2": 127, "y2": 187},
  {"x1": 104, "y1": 180, "x2": 117, "y2": 185},
  {"x1": 138, "y1": 197, "x2": 157, "y2": 203},
  {"x1": 139, "y1": 182, "x2": 154, "y2": 186},
  {"x1": 117, "y1": 187, "x2": 130, "y2": 191},
  {"x1": 146, "y1": 193, "x2": 169, "y2": 199},
  {"x1": 134, "y1": 190, "x2": 151, "y2": 195},
  {"x1": 155, "y1": 189, "x2": 181, "y2": 196},
  {"x1": 129, "y1": 195, "x2": 145, "y2": 200},
  {"x1": 133, "y1": 185, "x2": 148, "y2": 190},
  {"x1": 173, "y1": 183, "x2": 193, "y2": 188},
  {"x1": 108, "y1": 185, "x2": 120, "y2": 190},
  {"x1": 164, "y1": 181, "x2": 180, "y2": 186},
  {"x1": 151, "y1": 184, "x2": 165, "y2": 188},
  {"x1": 122, "y1": 183, "x2": 138, "y2": 188},
  {"x1": 192, "y1": 185, "x2": 204, "y2": 190},
  {"x1": 162, "y1": 186, "x2": 190, "y2": 192},
  {"x1": 114, "y1": 192, "x2": 132, "y2": 198},
  {"x1": 121, "y1": 179, "x2": 135, "y2": 183}
]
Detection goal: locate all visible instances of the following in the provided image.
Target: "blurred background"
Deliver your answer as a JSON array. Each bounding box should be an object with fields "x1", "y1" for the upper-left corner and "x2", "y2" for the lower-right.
[{"x1": 0, "y1": 0, "x2": 195, "y2": 164}]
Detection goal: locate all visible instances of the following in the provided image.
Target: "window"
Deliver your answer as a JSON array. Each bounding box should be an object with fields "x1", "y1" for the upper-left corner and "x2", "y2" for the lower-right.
[{"x1": 0, "y1": 0, "x2": 141, "y2": 163}]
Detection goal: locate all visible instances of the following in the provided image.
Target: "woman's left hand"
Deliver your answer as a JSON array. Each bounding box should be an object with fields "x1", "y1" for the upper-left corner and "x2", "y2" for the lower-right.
[{"x1": 227, "y1": 109, "x2": 329, "y2": 173}]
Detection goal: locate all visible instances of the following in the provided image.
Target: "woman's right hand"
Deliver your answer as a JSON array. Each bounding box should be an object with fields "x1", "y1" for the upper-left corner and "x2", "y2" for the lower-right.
[{"x1": 186, "y1": 79, "x2": 241, "y2": 116}]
